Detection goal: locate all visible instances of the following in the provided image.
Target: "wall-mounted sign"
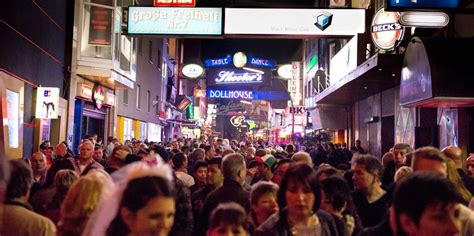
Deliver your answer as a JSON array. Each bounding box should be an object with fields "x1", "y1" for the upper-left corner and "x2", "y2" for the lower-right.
[
  {"x1": 330, "y1": 36, "x2": 357, "y2": 85},
  {"x1": 306, "y1": 55, "x2": 318, "y2": 74},
  {"x1": 289, "y1": 106, "x2": 306, "y2": 114},
  {"x1": 207, "y1": 89, "x2": 254, "y2": 100},
  {"x1": 399, "y1": 11, "x2": 450, "y2": 28},
  {"x1": 177, "y1": 96, "x2": 192, "y2": 110},
  {"x1": 225, "y1": 8, "x2": 365, "y2": 36},
  {"x1": 230, "y1": 116, "x2": 246, "y2": 127},
  {"x1": 194, "y1": 88, "x2": 206, "y2": 98},
  {"x1": 182, "y1": 64, "x2": 204, "y2": 78},
  {"x1": 104, "y1": 90, "x2": 115, "y2": 107},
  {"x1": 154, "y1": 0, "x2": 196, "y2": 7},
  {"x1": 93, "y1": 85, "x2": 106, "y2": 109},
  {"x1": 289, "y1": 62, "x2": 301, "y2": 105},
  {"x1": 277, "y1": 64, "x2": 292, "y2": 79},
  {"x1": 204, "y1": 55, "x2": 232, "y2": 68},
  {"x1": 371, "y1": 9, "x2": 405, "y2": 51},
  {"x1": 77, "y1": 82, "x2": 93, "y2": 100},
  {"x1": 386, "y1": 0, "x2": 459, "y2": 10},
  {"x1": 248, "y1": 56, "x2": 275, "y2": 68},
  {"x1": 128, "y1": 7, "x2": 222, "y2": 36},
  {"x1": 35, "y1": 87, "x2": 60, "y2": 119},
  {"x1": 89, "y1": 6, "x2": 112, "y2": 45},
  {"x1": 207, "y1": 67, "x2": 269, "y2": 86},
  {"x1": 233, "y1": 52, "x2": 247, "y2": 68}
]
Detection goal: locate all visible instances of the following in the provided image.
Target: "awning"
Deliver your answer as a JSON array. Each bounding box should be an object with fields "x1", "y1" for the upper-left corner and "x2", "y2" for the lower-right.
[{"x1": 315, "y1": 54, "x2": 403, "y2": 105}]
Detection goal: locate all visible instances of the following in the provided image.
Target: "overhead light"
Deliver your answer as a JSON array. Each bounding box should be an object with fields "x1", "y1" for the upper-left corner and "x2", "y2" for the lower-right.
[
  {"x1": 399, "y1": 11, "x2": 450, "y2": 28},
  {"x1": 240, "y1": 100, "x2": 252, "y2": 105}
]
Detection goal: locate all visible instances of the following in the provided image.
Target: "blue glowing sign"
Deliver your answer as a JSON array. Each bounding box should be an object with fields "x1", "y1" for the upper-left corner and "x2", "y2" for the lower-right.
[
  {"x1": 204, "y1": 55, "x2": 232, "y2": 68},
  {"x1": 127, "y1": 7, "x2": 223, "y2": 35},
  {"x1": 207, "y1": 89, "x2": 254, "y2": 100},
  {"x1": 248, "y1": 56, "x2": 275, "y2": 68},
  {"x1": 206, "y1": 89, "x2": 291, "y2": 101},
  {"x1": 388, "y1": 0, "x2": 459, "y2": 9}
]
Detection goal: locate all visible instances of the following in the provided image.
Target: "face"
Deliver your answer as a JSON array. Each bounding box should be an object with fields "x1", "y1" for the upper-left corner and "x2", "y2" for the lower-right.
[
  {"x1": 401, "y1": 203, "x2": 461, "y2": 236},
  {"x1": 413, "y1": 158, "x2": 447, "y2": 178},
  {"x1": 194, "y1": 167, "x2": 208, "y2": 184},
  {"x1": 207, "y1": 224, "x2": 248, "y2": 236},
  {"x1": 42, "y1": 148, "x2": 53, "y2": 159},
  {"x1": 207, "y1": 164, "x2": 223, "y2": 186},
  {"x1": 79, "y1": 142, "x2": 94, "y2": 160},
  {"x1": 466, "y1": 157, "x2": 474, "y2": 177},
  {"x1": 285, "y1": 180, "x2": 315, "y2": 218},
  {"x1": 257, "y1": 163, "x2": 268, "y2": 176},
  {"x1": 31, "y1": 153, "x2": 47, "y2": 173},
  {"x1": 56, "y1": 144, "x2": 67, "y2": 157},
  {"x1": 272, "y1": 162, "x2": 290, "y2": 185},
  {"x1": 126, "y1": 196, "x2": 176, "y2": 236},
  {"x1": 93, "y1": 149, "x2": 104, "y2": 161},
  {"x1": 352, "y1": 163, "x2": 377, "y2": 192},
  {"x1": 393, "y1": 149, "x2": 408, "y2": 167},
  {"x1": 252, "y1": 192, "x2": 278, "y2": 220}
]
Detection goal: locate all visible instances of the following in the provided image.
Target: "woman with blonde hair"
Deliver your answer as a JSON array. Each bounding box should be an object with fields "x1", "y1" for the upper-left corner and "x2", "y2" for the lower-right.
[
  {"x1": 446, "y1": 158, "x2": 472, "y2": 205},
  {"x1": 58, "y1": 171, "x2": 112, "y2": 236}
]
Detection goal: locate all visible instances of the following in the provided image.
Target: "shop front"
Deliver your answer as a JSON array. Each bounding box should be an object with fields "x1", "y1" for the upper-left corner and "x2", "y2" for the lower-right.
[{"x1": 73, "y1": 82, "x2": 115, "y2": 152}]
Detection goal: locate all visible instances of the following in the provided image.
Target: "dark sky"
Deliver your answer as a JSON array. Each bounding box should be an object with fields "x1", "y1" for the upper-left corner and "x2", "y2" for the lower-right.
[{"x1": 200, "y1": 38, "x2": 302, "y2": 65}]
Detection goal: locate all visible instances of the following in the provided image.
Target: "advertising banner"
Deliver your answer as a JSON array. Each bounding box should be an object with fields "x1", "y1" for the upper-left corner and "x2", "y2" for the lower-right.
[
  {"x1": 35, "y1": 87, "x2": 60, "y2": 119},
  {"x1": 225, "y1": 8, "x2": 365, "y2": 36},
  {"x1": 89, "y1": 6, "x2": 113, "y2": 45},
  {"x1": 128, "y1": 7, "x2": 222, "y2": 35}
]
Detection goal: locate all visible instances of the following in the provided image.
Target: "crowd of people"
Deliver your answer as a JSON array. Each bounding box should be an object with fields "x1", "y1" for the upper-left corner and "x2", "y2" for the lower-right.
[{"x1": 2, "y1": 134, "x2": 474, "y2": 236}]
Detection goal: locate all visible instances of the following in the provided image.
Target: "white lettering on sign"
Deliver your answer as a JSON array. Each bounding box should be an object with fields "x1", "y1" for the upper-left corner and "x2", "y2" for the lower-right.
[
  {"x1": 214, "y1": 71, "x2": 263, "y2": 84},
  {"x1": 372, "y1": 23, "x2": 402, "y2": 32},
  {"x1": 211, "y1": 58, "x2": 229, "y2": 65},
  {"x1": 209, "y1": 90, "x2": 254, "y2": 99},
  {"x1": 251, "y1": 58, "x2": 269, "y2": 66}
]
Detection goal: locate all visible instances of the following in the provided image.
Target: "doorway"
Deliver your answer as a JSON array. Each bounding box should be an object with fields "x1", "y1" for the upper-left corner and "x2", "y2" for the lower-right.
[{"x1": 381, "y1": 115, "x2": 395, "y2": 154}]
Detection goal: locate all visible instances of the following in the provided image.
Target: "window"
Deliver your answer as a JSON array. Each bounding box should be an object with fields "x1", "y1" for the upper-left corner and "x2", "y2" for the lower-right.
[
  {"x1": 155, "y1": 96, "x2": 160, "y2": 115},
  {"x1": 157, "y1": 49, "x2": 162, "y2": 68},
  {"x1": 138, "y1": 38, "x2": 142, "y2": 56},
  {"x1": 147, "y1": 90, "x2": 151, "y2": 112},
  {"x1": 123, "y1": 89, "x2": 128, "y2": 105},
  {"x1": 136, "y1": 85, "x2": 141, "y2": 109},
  {"x1": 148, "y1": 40, "x2": 153, "y2": 64}
]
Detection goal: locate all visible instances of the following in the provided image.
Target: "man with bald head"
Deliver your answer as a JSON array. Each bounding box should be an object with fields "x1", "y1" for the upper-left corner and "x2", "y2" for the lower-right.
[
  {"x1": 55, "y1": 142, "x2": 71, "y2": 160},
  {"x1": 442, "y1": 145, "x2": 474, "y2": 194},
  {"x1": 70, "y1": 140, "x2": 103, "y2": 175},
  {"x1": 31, "y1": 152, "x2": 48, "y2": 186}
]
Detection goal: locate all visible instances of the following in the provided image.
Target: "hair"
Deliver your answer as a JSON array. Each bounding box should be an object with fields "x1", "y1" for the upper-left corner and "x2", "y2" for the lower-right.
[
  {"x1": 394, "y1": 166, "x2": 412, "y2": 182},
  {"x1": 222, "y1": 153, "x2": 246, "y2": 181},
  {"x1": 381, "y1": 152, "x2": 395, "y2": 168},
  {"x1": 60, "y1": 175, "x2": 107, "y2": 236},
  {"x1": 181, "y1": 146, "x2": 190, "y2": 153},
  {"x1": 193, "y1": 160, "x2": 208, "y2": 173},
  {"x1": 222, "y1": 149, "x2": 235, "y2": 158},
  {"x1": 446, "y1": 159, "x2": 472, "y2": 204},
  {"x1": 394, "y1": 172, "x2": 462, "y2": 236},
  {"x1": 320, "y1": 176, "x2": 355, "y2": 214},
  {"x1": 274, "y1": 159, "x2": 293, "y2": 171},
  {"x1": 255, "y1": 149, "x2": 267, "y2": 158},
  {"x1": 208, "y1": 202, "x2": 248, "y2": 232},
  {"x1": 207, "y1": 157, "x2": 222, "y2": 167},
  {"x1": 191, "y1": 148, "x2": 206, "y2": 161},
  {"x1": 42, "y1": 158, "x2": 75, "y2": 189},
  {"x1": 204, "y1": 145, "x2": 213, "y2": 153},
  {"x1": 172, "y1": 152, "x2": 187, "y2": 169},
  {"x1": 105, "y1": 145, "x2": 132, "y2": 173},
  {"x1": 250, "y1": 181, "x2": 279, "y2": 206},
  {"x1": 291, "y1": 151, "x2": 313, "y2": 166},
  {"x1": 354, "y1": 155, "x2": 383, "y2": 179},
  {"x1": 107, "y1": 176, "x2": 175, "y2": 236},
  {"x1": 411, "y1": 146, "x2": 447, "y2": 168},
  {"x1": 442, "y1": 146, "x2": 463, "y2": 162},
  {"x1": 315, "y1": 166, "x2": 339, "y2": 182},
  {"x1": 6, "y1": 160, "x2": 33, "y2": 199},
  {"x1": 286, "y1": 144, "x2": 295, "y2": 153},
  {"x1": 277, "y1": 163, "x2": 321, "y2": 213},
  {"x1": 392, "y1": 143, "x2": 413, "y2": 154},
  {"x1": 54, "y1": 169, "x2": 79, "y2": 193}
]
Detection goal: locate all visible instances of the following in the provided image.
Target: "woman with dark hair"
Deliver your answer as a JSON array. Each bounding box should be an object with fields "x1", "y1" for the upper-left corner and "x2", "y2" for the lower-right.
[
  {"x1": 255, "y1": 163, "x2": 346, "y2": 236},
  {"x1": 320, "y1": 176, "x2": 362, "y2": 236},
  {"x1": 106, "y1": 176, "x2": 176, "y2": 236}
]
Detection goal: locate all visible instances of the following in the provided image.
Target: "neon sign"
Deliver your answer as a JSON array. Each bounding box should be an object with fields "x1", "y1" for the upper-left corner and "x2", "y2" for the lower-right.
[
  {"x1": 248, "y1": 56, "x2": 275, "y2": 68},
  {"x1": 230, "y1": 116, "x2": 246, "y2": 127},
  {"x1": 207, "y1": 89, "x2": 254, "y2": 99},
  {"x1": 215, "y1": 70, "x2": 263, "y2": 84},
  {"x1": 204, "y1": 55, "x2": 232, "y2": 68}
]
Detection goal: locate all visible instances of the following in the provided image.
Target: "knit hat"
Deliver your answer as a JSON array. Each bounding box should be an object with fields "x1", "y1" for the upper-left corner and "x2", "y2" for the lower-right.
[{"x1": 256, "y1": 154, "x2": 277, "y2": 168}]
